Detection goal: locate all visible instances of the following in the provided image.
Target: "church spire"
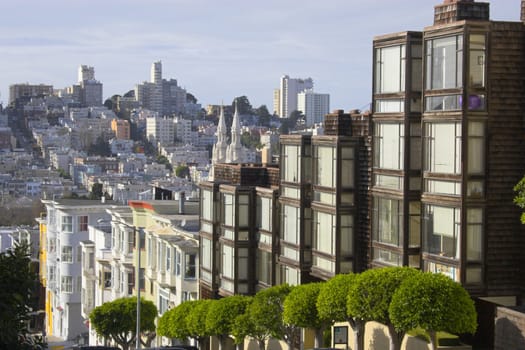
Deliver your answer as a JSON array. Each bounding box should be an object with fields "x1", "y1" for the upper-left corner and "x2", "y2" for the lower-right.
[{"x1": 226, "y1": 101, "x2": 243, "y2": 163}]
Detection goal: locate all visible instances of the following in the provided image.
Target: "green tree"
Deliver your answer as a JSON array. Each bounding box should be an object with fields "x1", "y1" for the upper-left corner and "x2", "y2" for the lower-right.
[
  {"x1": 254, "y1": 105, "x2": 271, "y2": 127},
  {"x1": 317, "y1": 273, "x2": 364, "y2": 350},
  {"x1": 187, "y1": 93, "x2": 198, "y2": 104},
  {"x1": 89, "y1": 183, "x2": 103, "y2": 200},
  {"x1": 283, "y1": 283, "x2": 326, "y2": 348},
  {"x1": 157, "y1": 300, "x2": 196, "y2": 344},
  {"x1": 389, "y1": 272, "x2": 477, "y2": 350},
  {"x1": 513, "y1": 176, "x2": 525, "y2": 223},
  {"x1": 206, "y1": 295, "x2": 251, "y2": 350},
  {"x1": 0, "y1": 242, "x2": 45, "y2": 349},
  {"x1": 232, "y1": 96, "x2": 253, "y2": 115},
  {"x1": 175, "y1": 165, "x2": 190, "y2": 179},
  {"x1": 187, "y1": 299, "x2": 213, "y2": 350},
  {"x1": 156, "y1": 155, "x2": 173, "y2": 172},
  {"x1": 347, "y1": 267, "x2": 420, "y2": 350},
  {"x1": 89, "y1": 296, "x2": 157, "y2": 350},
  {"x1": 88, "y1": 135, "x2": 111, "y2": 156},
  {"x1": 237, "y1": 284, "x2": 295, "y2": 350}
]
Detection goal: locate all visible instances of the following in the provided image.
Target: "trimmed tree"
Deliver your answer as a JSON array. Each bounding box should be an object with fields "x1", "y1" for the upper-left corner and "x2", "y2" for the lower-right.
[
  {"x1": 187, "y1": 299, "x2": 213, "y2": 350},
  {"x1": 89, "y1": 297, "x2": 157, "y2": 350},
  {"x1": 283, "y1": 283, "x2": 326, "y2": 348},
  {"x1": 206, "y1": 295, "x2": 251, "y2": 350},
  {"x1": 389, "y1": 272, "x2": 477, "y2": 350},
  {"x1": 157, "y1": 300, "x2": 197, "y2": 344},
  {"x1": 347, "y1": 267, "x2": 420, "y2": 350},
  {"x1": 234, "y1": 284, "x2": 294, "y2": 350},
  {"x1": 317, "y1": 273, "x2": 364, "y2": 350}
]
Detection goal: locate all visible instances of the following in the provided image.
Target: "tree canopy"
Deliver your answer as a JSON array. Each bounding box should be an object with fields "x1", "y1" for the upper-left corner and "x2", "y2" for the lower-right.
[
  {"x1": 0, "y1": 242, "x2": 44, "y2": 349},
  {"x1": 157, "y1": 300, "x2": 196, "y2": 343},
  {"x1": 347, "y1": 267, "x2": 420, "y2": 350},
  {"x1": 513, "y1": 176, "x2": 525, "y2": 223},
  {"x1": 206, "y1": 295, "x2": 251, "y2": 350},
  {"x1": 389, "y1": 272, "x2": 477, "y2": 350},
  {"x1": 89, "y1": 296, "x2": 157, "y2": 350},
  {"x1": 186, "y1": 299, "x2": 213, "y2": 348},
  {"x1": 283, "y1": 283, "x2": 325, "y2": 347},
  {"x1": 232, "y1": 96, "x2": 253, "y2": 115}
]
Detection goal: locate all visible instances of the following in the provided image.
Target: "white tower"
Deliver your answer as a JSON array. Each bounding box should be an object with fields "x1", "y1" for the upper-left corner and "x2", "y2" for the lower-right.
[
  {"x1": 151, "y1": 61, "x2": 162, "y2": 84},
  {"x1": 226, "y1": 103, "x2": 243, "y2": 163}
]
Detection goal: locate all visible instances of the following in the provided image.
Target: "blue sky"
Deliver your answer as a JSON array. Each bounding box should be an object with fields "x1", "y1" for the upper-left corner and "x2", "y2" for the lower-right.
[{"x1": 0, "y1": 0, "x2": 521, "y2": 111}]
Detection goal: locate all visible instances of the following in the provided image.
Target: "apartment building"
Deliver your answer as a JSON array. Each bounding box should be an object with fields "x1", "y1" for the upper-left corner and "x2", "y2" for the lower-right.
[
  {"x1": 40, "y1": 198, "x2": 114, "y2": 343},
  {"x1": 297, "y1": 90, "x2": 330, "y2": 127}
]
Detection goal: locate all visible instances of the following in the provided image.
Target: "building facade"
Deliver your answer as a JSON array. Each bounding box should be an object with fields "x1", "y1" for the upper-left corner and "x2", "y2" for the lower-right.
[
  {"x1": 297, "y1": 90, "x2": 330, "y2": 127},
  {"x1": 276, "y1": 75, "x2": 314, "y2": 118}
]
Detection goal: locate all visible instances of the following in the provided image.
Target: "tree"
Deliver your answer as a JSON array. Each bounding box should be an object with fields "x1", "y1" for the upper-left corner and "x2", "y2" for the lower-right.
[
  {"x1": 158, "y1": 300, "x2": 196, "y2": 344},
  {"x1": 89, "y1": 296, "x2": 157, "y2": 350},
  {"x1": 317, "y1": 273, "x2": 364, "y2": 350},
  {"x1": 187, "y1": 93, "x2": 198, "y2": 104},
  {"x1": 175, "y1": 165, "x2": 190, "y2": 179},
  {"x1": 513, "y1": 176, "x2": 525, "y2": 223},
  {"x1": 89, "y1": 183, "x2": 104, "y2": 200},
  {"x1": 283, "y1": 283, "x2": 326, "y2": 348},
  {"x1": 389, "y1": 272, "x2": 477, "y2": 350},
  {"x1": 254, "y1": 105, "x2": 271, "y2": 127},
  {"x1": 88, "y1": 135, "x2": 111, "y2": 156},
  {"x1": 186, "y1": 299, "x2": 213, "y2": 350},
  {"x1": 232, "y1": 96, "x2": 253, "y2": 115},
  {"x1": 347, "y1": 267, "x2": 420, "y2": 350},
  {"x1": 233, "y1": 284, "x2": 294, "y2": 350},
  {"x1": 0, "y1": 242, "x2": 45, "y2": 349},
  {"x1": 206, "y1": 295, "x2": 251, "y2": 350},
  {"x1": 156, "y1": 155, "x2": 173, "y2": 172}
]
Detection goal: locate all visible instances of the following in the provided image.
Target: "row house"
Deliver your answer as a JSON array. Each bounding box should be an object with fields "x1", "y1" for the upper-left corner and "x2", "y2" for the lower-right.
[{"x1": 40, "y1": 198, "x2": 114, "y2": 344}]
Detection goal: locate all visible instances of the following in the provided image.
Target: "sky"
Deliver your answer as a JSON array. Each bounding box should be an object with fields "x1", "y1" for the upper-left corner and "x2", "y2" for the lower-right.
[{"x1": 0, "y1": 0, "x2": 521, "y2": 112}]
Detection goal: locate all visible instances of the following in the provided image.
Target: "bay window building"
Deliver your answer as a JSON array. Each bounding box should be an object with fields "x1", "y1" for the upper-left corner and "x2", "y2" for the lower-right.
[{"x1": 371, "y1": 31, "x2": 423, "y2": 269}]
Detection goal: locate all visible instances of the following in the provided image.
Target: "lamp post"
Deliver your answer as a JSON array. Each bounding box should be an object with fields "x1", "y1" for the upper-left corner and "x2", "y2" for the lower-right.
[{"x1": 135, "y1": 226, "x2": 142, "y2": 350}]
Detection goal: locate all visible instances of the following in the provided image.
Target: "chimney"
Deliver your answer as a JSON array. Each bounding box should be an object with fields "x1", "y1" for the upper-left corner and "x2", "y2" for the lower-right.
[
  {"x1": 178, "y1": 191, "x2": 185, "y2": 214},
  {"x1": 434, "y1": 0, "x2": 489, "y2": 25}
]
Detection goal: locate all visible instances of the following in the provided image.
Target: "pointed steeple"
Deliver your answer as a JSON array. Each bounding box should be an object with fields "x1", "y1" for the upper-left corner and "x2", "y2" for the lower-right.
[
  {"x1": 210, "y1": 105, "x2": 228, "y2": 180},
  {"x1": 226, "y1": 101, "x2": 244, "y2": 163}
]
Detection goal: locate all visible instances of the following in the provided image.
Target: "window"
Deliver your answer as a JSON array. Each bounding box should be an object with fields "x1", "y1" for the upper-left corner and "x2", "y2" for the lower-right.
[
  {"x1": 467, "y1": 121, "x2": 485, "y2": 174},
  {"x1": 201, "y1": 238, "x2": 212, "y2": 270},
  {"x1": 373, "y1": 198, "x2": 403, "y2": 247},
  {"x1": 423, "y1": 205, "x2": 460, "y2": 259},
  {"x1": 257, "y1": 250, "x2": 272, "y2": 285},
  {"x1": 375, "y1": 99, "x2": 404, "y2": 113},
  {"x1": 88, "y1": 252, "x2": 94, "y2": 269},
  {"x1": 313, "y1": 211, "x2": 336, "y2": 255},
  {"x1": 341, "y1": 147, "x2": 355, "y2": 188},
  {"x1": 424, "y1": 122, "x2": 461, "y2": 174},
  {"x1": 425, "y1": 94, "x2": 461, "y2": 111},
  {"x1": 158, "y1": 292, "x2": 169, "y2": 315},
  {"x1": 61, "y1": 246, "x2": 73, "y2": 263},
  {"x1": 185, "y1": 253, "x2": 196, "y2": 279},
  {"x1": 282, "y1": 145, "x2": 300, "y2": 183},
  {"x1": 61, "y1": 276, "x2": 73, "y2": 293},
  {"x1": 466, "y1": 208, "x2": 483, "y2": 262},
  {"x1": 201, "y1": 189, "x2": 214, "y2": 221},
  {"x1": 222, "y1": 245, "x2": 235, "y2": 279},
  {"x1": 222, "y1": 193, "x2": 235, "y2": 227},
  {"x1": 238, "y1": 195, "x2": 249, "y2": 227},
  {"x1": 375, "y1": 44, "x2": 406, "y2": 93},
  {"x1": 469, "y1": 34, "x2": 486, "y2": 88},
  {"x1": 175, "y1": 250, "x2": 181, "y2": 276},
  {"x1": 426, "y1": 35, "x2": 463, "y2": 90},
  {"x1": 256, "y1": 196, "x2": 273, "y2": 232},
  {"x1": 103, "y1": 271, "x2": 112, "y2": 288},
  {"x1": 79, "y1": 216, "x2": 88, "y2": 231},
  {"x1": 61, "y1": 215, "x2": 73, "y2": 232},
  {"x1": 314, "y1": 145, "x2": 337, "y2": 187},
  {"x1": 409, "y1": 202, "x2": 421, "y2": 247},
  {"x1": 48, "y1": 238, "x2": 56, "y2": 253},
  {"x1": 410, "y1": 123, "x2": 422, "y2": 170},
  {"x1": 48, "y1": 266, "x2": 56, "y2": 283},
  {"x1": 340, "y1": 215, "x2": 354, "y2": 255},
  {"x1": 166, "y1": 246, "x2": 171, "y2": 272},
  {"x1": 77, "y1": 246, "x2": 82, "y2": 262},
  {"x1": 282, "y1": 205, "x2": 300, "y2": 245},
  {"x1": 374, "y1": 123, "x2": 404, "y2": 170},
  {"x1": 127, "y1": 230, "x2": 135, "y2": 255}
]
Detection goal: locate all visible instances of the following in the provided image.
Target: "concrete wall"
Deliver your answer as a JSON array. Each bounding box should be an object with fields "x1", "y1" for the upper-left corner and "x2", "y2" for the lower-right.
[{"x1": 494, "y1": 306, "x2": 525, "y2": 350}]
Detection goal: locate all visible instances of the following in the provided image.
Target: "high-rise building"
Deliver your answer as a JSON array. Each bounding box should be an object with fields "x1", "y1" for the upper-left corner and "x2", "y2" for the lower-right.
[
  {"x1": 9, "y1": 83, "x2": 53, "y2": 105},
  {"x1": 297, "y1": 90, "x2": 330, "y2": 127},
  {"x1": 78, "y1": 65, "x2": 95, "y2": 83},
  {"x1": 276, "y1": 75, "x2": 313, "y2": 118},
  {"x1": 75, "y1": 65, "x2": 103, "y2": 107}
]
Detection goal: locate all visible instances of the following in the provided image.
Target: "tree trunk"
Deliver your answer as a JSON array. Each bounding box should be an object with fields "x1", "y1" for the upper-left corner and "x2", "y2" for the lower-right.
[
  {"x1": 349, "y1": 320, "x2": 365, "y2": 350},
  {"x1": 218, "y1": 335, "x2": 224, "y2": 350},
  {"x1": 428, "y1": 330, "x2": 438, "y2": 350},
  {"x1": 387, "y1": 324, "x2": 403, "y2": 350},
  {"x1": 314, "y1": 328, "x2": 324, "y2": 348},
  {"x1": 197, "y1": 336, "x2": 209, "y2": 350},
  {"x1": 258, "y1": 339, "x2": 266, "y2": 350}
]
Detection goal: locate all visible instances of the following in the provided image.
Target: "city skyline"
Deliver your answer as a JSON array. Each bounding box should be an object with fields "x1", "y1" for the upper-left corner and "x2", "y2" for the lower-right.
[{"x1": 0, "y1": 0, "x2": 520, "y2": 111}]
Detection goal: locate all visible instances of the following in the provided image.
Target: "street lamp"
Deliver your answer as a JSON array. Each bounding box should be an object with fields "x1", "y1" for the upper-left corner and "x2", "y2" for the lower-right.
[{"x1": 97, "y1": 218, "x2": 143, "y2": 349}]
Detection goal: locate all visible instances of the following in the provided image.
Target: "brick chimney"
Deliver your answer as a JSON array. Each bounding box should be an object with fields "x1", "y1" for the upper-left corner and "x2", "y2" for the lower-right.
[{"x1": 434, "y1": 0, "x2": 489, "y2": 25}]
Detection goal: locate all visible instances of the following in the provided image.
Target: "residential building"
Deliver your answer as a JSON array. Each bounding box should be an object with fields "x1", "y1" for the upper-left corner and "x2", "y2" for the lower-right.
[
  {"x1": 276, "y1": 75, "x2": 313, "y2": 118},
  {"x1": 9, "y1": 83, "x2": 53, "y2": 106},
  {"x1": 146, "y1": 115, "x2": 175, "y2": 147},
  {"x1": 111, "y1": 118, "x2": 131, "y2": 140},
  {"x1": 40, "y1": 198, "x2": 114, "y2": 344},
  {"x1": 297, "y1": 90, "x2": 330, "y2": 127}
]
